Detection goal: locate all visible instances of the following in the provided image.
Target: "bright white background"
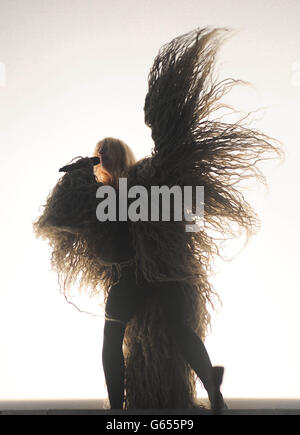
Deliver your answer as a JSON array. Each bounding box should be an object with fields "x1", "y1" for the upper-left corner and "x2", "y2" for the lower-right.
[{"x1": 0, "y1": 0, "x2": 299, "y2": 400}]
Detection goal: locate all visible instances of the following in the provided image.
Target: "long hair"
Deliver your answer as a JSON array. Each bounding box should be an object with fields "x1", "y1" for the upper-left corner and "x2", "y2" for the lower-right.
[{"x1": 93, "y1": 137, "x2": 137, "y2": 187}]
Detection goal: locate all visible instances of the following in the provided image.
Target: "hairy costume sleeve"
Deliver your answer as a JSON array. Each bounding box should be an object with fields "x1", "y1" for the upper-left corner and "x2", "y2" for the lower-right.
[
  {"x1": 143, "y1": 26, "x2": 283, "y2": 249},
  {"x1": 36, "y1": 158, "x2": 101, "y2": 232},
  {"x1": 127, "y1": 27, "x2": 284, "y2": 338},
  {"x1": 33, "y1": 158, "x2": 131, "y2": 299}
]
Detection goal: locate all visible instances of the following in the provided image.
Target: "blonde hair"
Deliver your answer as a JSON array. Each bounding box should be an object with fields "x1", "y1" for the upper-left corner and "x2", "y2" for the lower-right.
[{"x1": 93, "y1": 137, "x2": 137, "y2": 188}]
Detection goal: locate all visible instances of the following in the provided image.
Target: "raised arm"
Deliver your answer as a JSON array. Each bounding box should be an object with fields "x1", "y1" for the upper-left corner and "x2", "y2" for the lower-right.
[
  {"x1": 32, "y1": 157, "x2": 120, "y2": 298},
  {"x1": 33, "y1": 157, "x2": 103, "y2": 236}
]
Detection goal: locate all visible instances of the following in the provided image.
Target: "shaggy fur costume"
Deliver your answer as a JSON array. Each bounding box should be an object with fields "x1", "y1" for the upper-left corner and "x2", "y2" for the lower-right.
[{"x1": 33, "y1": 27, "x2": 283, "y2": 409}]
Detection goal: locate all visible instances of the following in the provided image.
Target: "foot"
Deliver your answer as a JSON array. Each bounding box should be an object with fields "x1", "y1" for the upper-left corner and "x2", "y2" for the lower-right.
[
  {"x1": 209, "y1": 389, "x2": 227, "y2": 413},
  {"x1": 208, "y1": 366, "x2": 227, "y2": 413}
]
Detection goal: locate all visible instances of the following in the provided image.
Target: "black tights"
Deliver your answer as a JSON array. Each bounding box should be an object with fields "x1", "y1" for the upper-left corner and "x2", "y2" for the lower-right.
[{"x1": 102, "y1": 265, "x2": 220, "y2": 409}]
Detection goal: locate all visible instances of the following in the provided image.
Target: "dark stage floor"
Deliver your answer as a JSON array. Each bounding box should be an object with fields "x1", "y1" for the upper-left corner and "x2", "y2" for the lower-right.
[{"x1": 1, "y1": 399, "x2": 300, "y2": 415}]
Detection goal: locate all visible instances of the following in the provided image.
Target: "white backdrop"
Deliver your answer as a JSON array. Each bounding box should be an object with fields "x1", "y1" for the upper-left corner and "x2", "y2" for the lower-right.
[{"x1": 0, "y1": 0, "x2": 299, "y2": 400}]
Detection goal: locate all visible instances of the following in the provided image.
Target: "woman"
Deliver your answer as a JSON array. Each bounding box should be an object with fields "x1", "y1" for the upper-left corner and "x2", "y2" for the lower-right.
[
  {"x1": 93, "y1": 138, "x2": 225, "y2": 411},
  {"x1": 33, "y1": 27, "x2": 283, "y2": 411}
]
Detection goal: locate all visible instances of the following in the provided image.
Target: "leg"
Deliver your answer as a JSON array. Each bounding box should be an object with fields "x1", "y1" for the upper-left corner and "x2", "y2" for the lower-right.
[
  {"x1": 102, "y1": 265, "x2": 148, "y2": 409},
  {"x1": 159, "y1": 283, "x2": 225, "y2": 409},
  {"x1": 173, "y1": 324, "x2": 213, "y2": 390},
  {"x1": 171, "y1": 323, "x2": 225, "y2": 408},
  {"x1": 102, "y1": 319, "x2": 126, "y2": 409}
]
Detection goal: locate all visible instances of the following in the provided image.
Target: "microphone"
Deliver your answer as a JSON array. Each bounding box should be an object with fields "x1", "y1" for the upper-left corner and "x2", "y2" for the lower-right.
[{"x1": 59, "y1": 156, "x2": 100, "y2": 173}]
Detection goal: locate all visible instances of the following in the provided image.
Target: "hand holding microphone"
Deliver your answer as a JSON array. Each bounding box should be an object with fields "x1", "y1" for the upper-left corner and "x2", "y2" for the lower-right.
[{"x1": 59, "y1": 156, "x2": 100, "y2": 173}]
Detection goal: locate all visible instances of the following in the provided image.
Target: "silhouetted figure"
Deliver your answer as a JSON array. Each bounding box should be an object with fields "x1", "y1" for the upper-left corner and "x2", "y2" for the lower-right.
[{"x1": 33, "y1": 27, "x2": 283, "y2": 411}]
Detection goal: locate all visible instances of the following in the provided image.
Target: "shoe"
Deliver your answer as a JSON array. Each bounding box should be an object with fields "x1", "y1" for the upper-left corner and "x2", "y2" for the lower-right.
[{"x1": 209, "y1": 366, "x2": 227, "y2": 414}]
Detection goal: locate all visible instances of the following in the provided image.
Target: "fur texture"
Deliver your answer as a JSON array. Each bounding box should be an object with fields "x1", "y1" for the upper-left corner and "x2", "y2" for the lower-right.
[{"x1": 33, "y1": 27, "x2": 284, "y2": 409}]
